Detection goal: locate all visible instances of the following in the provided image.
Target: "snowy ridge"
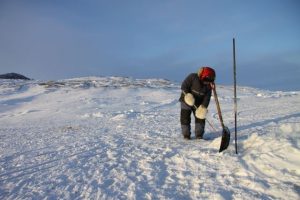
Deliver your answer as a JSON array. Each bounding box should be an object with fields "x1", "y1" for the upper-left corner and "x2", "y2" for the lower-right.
[
  {"x1": 0, "y1": 77, "x2": 300, "y2": 199},
  {"x1": 40, "y1": 76, "x2": 177, "y2": 89}
]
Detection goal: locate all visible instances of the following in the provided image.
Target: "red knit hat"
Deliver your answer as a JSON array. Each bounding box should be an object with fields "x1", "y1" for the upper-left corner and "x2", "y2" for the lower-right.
[{"x1": 198, "y1": 67, "x2": 216, "y2": 82}]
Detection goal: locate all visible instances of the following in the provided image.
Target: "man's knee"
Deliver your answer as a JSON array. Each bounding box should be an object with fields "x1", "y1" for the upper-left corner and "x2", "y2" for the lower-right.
[
  {"x1": 180, "y1": 109, "x2": 191, "y2": 125},
  {"x1": 180, "y1": 102, "x2": 192, "y2": 125}
]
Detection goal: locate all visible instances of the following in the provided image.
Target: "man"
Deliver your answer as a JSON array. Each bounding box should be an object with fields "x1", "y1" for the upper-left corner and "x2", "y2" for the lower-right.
[{"x1": 179, "y1": 67, "x2": 216, "y2": 139}]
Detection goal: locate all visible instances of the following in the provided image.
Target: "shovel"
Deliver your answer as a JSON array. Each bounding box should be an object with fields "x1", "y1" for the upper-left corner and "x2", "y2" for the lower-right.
[{"x1": 211, "y1": 83, "x2": 231, "y2": 152}]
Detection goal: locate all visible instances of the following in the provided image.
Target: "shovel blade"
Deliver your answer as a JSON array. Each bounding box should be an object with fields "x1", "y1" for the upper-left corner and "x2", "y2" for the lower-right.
[{"x1": 219, "y1": 126, "x2": 231, "y2": 152}]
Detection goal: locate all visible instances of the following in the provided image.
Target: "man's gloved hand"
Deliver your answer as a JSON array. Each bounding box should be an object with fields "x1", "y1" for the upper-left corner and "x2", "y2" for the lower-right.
[
  {"x1": 184, "y1": 93, "x2": 195, "y2": 106},
  {"x1": 195, "y1": 105, "x2": 207, "y2": 119}
]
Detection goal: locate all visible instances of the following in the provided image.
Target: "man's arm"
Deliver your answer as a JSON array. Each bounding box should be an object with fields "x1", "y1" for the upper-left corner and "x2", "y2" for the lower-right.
[{"x1": 181, "y1": 73, "x2": 194, "y2": 93}]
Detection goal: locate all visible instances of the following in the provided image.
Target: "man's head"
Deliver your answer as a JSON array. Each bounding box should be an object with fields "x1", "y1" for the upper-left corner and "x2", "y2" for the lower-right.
[{"x1": 198, "y1": 67, "x2": 216, "y2": 84}]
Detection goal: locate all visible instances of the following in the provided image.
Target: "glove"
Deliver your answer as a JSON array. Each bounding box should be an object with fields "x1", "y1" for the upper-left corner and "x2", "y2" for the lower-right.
[
  {"x1": 195, "y1": 105, "x2": 207, "y2": 119},
  {"x1": 184, "y1": 93, "x2": 195, "y2": 106}
]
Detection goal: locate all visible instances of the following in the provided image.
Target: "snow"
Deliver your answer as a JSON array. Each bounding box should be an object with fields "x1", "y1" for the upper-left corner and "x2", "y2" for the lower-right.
[{"x1": 0, "y1": 77, "x2": 300, "y2": 200}]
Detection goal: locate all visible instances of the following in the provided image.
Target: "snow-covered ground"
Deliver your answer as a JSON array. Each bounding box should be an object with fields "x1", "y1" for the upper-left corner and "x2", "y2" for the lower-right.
[{"x1": 0, "y1": 77, "x2": 300, "y2": 200}]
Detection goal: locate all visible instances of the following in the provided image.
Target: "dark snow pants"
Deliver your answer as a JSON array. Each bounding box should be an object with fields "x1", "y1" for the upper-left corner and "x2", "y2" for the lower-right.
[{"x1": 180, "y1": 102, "x2": 205, "y2": 139}]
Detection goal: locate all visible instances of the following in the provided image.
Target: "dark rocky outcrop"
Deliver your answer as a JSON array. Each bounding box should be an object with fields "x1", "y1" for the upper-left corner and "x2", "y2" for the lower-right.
[{"x1": 0, "y1": 73, "x2": 31, "y2": 80}]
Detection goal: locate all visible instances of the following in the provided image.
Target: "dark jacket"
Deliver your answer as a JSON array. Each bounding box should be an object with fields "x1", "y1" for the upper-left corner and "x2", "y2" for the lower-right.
[{"x1": 179, "y1": 73, "x2": 212, "y2": 108}]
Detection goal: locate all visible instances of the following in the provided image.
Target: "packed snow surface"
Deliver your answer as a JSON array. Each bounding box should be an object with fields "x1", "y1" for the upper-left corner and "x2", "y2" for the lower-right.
[{"x1": 0, "y1": 77, "x2": 300, "y2": 200}]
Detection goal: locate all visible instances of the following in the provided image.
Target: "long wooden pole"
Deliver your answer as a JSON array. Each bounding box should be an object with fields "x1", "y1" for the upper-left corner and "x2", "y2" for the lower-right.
[
  {"x1": 212, "y1": 84, "x2": 225, "y2": 129},
  {"x1": 233, "y1": 38, "x2": 238, "y2": 154}
]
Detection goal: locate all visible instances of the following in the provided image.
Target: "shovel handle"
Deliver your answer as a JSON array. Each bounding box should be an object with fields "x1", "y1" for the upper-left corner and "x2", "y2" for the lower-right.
[{"x1": 211, "y1": 83, "x2": 225, "y2": 129}]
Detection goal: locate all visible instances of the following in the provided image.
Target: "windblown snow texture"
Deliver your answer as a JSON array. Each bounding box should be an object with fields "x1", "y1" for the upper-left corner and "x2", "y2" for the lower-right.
[{"x1": 0, "y1": 77, "x2": 300, "y2": 199}]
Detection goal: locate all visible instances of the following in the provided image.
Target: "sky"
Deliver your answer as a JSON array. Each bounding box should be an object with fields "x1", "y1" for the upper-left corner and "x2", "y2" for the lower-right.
[{"x1": 0, "y1": 0, "x2": 299, "y2": 91}]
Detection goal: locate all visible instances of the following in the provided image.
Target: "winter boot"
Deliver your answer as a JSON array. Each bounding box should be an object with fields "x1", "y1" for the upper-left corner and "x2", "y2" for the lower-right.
[
  {"x1": 181, "y1": 124, "x2": 191, "y2": 140},
  {"x1": 195, "y1": 120, "x2": 205, "y2": 139}
]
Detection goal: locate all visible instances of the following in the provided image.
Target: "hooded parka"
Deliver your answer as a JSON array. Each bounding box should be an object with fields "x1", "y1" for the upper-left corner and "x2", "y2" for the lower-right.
[{"x1": 179, "y1": 72, "x2": 213, "y2": 139}]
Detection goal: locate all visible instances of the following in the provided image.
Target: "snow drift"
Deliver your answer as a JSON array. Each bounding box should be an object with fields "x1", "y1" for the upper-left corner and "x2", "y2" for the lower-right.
[{"x1": 0, "y1": 77, "x2": 299, "y2": 199}]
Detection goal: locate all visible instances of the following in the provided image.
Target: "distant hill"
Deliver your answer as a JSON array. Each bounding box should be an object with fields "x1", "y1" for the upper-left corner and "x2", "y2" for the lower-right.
[{"x1": 0, "y1": 73, "x2": 30, "y2": 80}]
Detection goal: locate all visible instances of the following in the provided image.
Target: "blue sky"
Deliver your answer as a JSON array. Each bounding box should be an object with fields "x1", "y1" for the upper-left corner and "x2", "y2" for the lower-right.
[{"x1": 0, "y1": 0, "x2": 299, "y2": 90}]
